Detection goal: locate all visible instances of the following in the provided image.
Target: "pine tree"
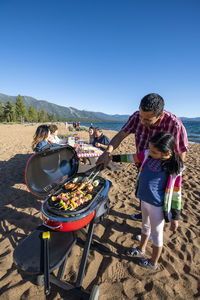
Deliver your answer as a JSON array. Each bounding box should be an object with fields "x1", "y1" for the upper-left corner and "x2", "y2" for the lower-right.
[
  {"x1": 15, "y1": 94, "x2": 27, "y2": 123},
  {"x1": 48, "y1": 113, "x2": 57, "y2": 122},
  {"x1": 0, "y1": 101, "x2": 5, "y2": 122},
  {"x1": 39, "y1": 109, "x2": 48, "y2": 122},
  {"x1": 4, "y1": 100, "x2": 16, "y2": 122},
  {"x1": 28, "y1": 106, "x2": 39, "y2": 122}
]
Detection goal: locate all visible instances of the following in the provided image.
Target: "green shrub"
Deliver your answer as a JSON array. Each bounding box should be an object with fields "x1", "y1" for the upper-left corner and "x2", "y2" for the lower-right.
[
  {"x1": 76, "y1": 127, "x2": 87, "y2": 131},
  {"x1": 58, "y1": 134, "x2": 72, "y2": 139}
]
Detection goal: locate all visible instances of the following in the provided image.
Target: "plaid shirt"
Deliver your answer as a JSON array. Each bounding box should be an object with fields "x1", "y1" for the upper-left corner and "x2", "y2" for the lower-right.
[{"x1": 122, "y1": 110, "x2": 189, "y2": 153}]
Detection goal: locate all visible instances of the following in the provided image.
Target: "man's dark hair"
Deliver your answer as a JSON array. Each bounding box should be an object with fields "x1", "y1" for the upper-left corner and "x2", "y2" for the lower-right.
[
  {"x1": 94, "y1": 127, "x2": 102, "y2": 132},
  {"x1": 139, "y1": 93, "x2": 164, "y2": 116}
]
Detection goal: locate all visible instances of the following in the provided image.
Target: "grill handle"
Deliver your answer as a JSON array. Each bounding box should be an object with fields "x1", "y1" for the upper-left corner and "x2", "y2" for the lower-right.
[
  {"x1": 86, "y1": 164, "x2": 104, "y2": 184},
  {"x1": 42, "y1": 231, "x2": 50, "y2": 296},
  {"x1": 43, "y1": 221, "x2": 62, "y2": 230}
]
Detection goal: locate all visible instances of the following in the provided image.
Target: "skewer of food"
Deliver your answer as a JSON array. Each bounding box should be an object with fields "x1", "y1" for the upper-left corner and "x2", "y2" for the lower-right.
[
  {"x1": 50, "y1": 179, "x2": 99, "y2": 211},
  {"x1": 51, "y1": 191, "x2": 92, "y2": 211}
]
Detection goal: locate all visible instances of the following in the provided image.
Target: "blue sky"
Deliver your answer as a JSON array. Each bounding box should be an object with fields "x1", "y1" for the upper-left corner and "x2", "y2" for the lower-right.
[{"x1": 0, "y1": 0, "x2": 200, "y2": 117}]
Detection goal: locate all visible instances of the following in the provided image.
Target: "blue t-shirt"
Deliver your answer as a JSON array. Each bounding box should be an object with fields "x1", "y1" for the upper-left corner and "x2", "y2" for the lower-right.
[
  {"x1": 93, "y1": 134, "x2": 110, "y2": 151},
  {"x1": 137, "y1": 157, "x2": 168, "y2": 207},
  {"x1": 35, "y1": 140, "x2": 48, "y2": 152}
]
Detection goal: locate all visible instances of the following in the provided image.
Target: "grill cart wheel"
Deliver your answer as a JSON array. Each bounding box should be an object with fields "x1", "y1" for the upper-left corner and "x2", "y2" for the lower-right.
[{"x1": 89, "y1": 285, "x2": 99, "y2": 300}]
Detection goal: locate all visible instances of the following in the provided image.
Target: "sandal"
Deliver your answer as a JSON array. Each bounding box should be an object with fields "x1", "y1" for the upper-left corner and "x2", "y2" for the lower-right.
[
  {"x1": 138, "y1": 258, "x2": 158, "y2": 270},
  {"x1": 126, "y1": 247, "x2": 145, "y2": 257}
]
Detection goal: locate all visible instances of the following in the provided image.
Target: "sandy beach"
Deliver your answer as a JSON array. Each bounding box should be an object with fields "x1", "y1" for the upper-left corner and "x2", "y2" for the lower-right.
[{"x1": 0, "y1": 123, "x2": 199, "y2": 300}]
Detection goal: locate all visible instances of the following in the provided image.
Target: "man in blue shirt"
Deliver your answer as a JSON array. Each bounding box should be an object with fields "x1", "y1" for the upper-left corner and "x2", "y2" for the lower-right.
[{"x1": 93, "y1": 127, "x2": 110, "y2": 151}]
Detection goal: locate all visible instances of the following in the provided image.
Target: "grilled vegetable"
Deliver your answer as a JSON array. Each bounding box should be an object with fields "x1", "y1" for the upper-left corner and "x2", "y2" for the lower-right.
[
  {"x1": 93, "y1": 180, "x2": 100, "y2": 187},
  {"x1": 59, "y1": 199, "x2": 68, "y2": 210},
  {"x1": 78, "y1": 182, "x2": 86, "y2": 190},
  {"x1": 70, "y1": 199, "x2": 77, "y2": 208},
  {"x1": 64, "y1": 183, "x2": 76, "y2": 190},
  {"x1": 83, "y1": 194, "x2": 92, "y2": 201},
  {"x1": 86, "y1": 185, "x2": 93, "y2": 192},
  {"x1": 72, "y1": 177, "x2": 79, "y2": 183}
]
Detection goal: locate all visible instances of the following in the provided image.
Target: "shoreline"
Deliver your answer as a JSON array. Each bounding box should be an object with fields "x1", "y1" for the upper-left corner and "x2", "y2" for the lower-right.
[{"x1": 1, "y1": 122, "x2": 199, "y2": 144}]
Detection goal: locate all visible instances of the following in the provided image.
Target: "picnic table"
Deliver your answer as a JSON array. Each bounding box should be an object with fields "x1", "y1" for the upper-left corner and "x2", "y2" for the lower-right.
[
  {"x1": 75, "y1": 143, "x2": 103, "y2": 173},
  {"x1": 76, "y1": 144, "x2": 103, "y2": 158}
]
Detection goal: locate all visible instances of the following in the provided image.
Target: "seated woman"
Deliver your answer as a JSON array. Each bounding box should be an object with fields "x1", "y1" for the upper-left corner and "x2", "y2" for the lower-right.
[
  {"x1": 32, "y1": 125, "x2": 51, "y2": 152},
  {"x1": 89, "y1": 126, "x2": 95, "y2": 144}
]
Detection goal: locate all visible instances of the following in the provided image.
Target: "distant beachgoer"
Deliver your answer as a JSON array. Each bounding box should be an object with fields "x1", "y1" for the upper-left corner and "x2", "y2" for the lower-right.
[
  {"x1": 93, "y1": 127, "x2": 110, "y2": 151},
  {"x1": 89, "y1": 126, "x2": 95, "y2": 144},
  {"x1": 32, "y1": 125, "x2": 51, "y2": 152},
  {"x1": 65, "y1": 122, "x2": 68, "y2": 128},
  {"x1": 112, "y1": 132, "x2": 184, "y2": 270}
]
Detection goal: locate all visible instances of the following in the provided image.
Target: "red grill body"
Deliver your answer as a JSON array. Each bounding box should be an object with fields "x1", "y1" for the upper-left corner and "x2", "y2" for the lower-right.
[{"x1": 25, "y1": 144, "x2": 111, "y2": 231}]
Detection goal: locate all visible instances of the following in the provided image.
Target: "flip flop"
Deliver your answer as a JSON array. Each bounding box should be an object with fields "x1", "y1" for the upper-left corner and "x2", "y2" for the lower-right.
[
  {"x1": 138, "y1": 258, "x2": 158, "y2": 270},
  {"x1": 126, "y1": 247, "x2": 145, "y2": 257}
]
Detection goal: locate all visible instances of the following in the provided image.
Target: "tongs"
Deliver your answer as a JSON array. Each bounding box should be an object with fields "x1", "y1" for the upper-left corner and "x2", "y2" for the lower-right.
[{"x1": 84, "y1": 164, "x2": 104, "y2": 184}]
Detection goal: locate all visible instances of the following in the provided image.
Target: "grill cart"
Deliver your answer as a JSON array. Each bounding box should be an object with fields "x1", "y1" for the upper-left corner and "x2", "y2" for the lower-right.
[{"x1": 13, "y1": 144, "x2": 111, "y2": 300}]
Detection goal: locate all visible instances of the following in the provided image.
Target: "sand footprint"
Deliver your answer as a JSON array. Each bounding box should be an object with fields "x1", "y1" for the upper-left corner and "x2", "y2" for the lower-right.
[{"x1": 160, "y1": 257, "x2": 180, "y2": 280}]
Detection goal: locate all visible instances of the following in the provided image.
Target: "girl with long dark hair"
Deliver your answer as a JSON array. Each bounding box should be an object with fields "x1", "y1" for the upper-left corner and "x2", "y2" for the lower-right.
[
  {"x1": 32, "y1": 125, "x2": 51, "y2": 152},
  {"x1": 112, "y1": 132, "x2": 184, "y2": 270}
]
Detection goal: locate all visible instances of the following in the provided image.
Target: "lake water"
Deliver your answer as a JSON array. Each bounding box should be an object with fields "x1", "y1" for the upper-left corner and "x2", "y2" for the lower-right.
[{"x1": 80, "y1": 121, "x2": 200, "y2": 144}]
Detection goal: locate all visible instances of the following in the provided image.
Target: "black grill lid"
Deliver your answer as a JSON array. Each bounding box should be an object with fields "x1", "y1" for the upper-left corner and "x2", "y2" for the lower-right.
[{"x1": 25, "y1": 144, "x2": 79, "y2": 198}]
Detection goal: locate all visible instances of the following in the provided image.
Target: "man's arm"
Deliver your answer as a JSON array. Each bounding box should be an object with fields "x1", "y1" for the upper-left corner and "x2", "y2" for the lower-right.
[
  {"x1": 174, "y1": 119, "x2": 188, "y2": 162},
  {"x1": 96, "y1": 130, "x2": 129, "y2": 167},
  {"x1": 106, "y1": 130, "x2": 129, "y2": 153}
]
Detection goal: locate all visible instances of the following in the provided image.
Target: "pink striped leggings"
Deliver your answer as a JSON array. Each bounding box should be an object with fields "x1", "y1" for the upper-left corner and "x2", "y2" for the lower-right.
[{"x1": 141, "y1": 200, "x2": 165, "y2": 247}]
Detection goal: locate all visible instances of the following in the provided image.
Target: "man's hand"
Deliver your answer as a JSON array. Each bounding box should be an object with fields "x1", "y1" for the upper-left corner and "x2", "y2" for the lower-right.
[
  {"x1": 96, "y1": 151, "x2": 112, "y2": 168},
  {"x1": 96, "y1": 130, "x2": 129, "y2": 168},
  {"x1": 95, "y1": 142, "x2": 101, "y2": 148},
  {"x1": 170, "y1": 219, "x2": 178, "y2": 233}
]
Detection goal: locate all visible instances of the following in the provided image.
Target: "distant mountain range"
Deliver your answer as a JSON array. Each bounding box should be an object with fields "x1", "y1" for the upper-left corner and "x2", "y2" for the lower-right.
[
  {"x1": 0, "y1": 92, "x2": 199, "y2": 122},
  {"x1": 0, "y1": 93, "x2": 130, "y2": 122}
]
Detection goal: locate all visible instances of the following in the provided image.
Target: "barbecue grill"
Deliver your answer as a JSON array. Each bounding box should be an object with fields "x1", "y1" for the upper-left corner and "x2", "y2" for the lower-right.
[{"x1": 13, "y1": 144, "x2": 112, "y2": 300}]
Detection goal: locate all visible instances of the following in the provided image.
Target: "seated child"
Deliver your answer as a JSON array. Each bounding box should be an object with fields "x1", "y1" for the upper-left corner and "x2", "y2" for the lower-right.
[
  {"x1": 32, "y1": 125, "x2": 51, "y2": 152},
  {"x1": 49, "y1": 124, "x2": 66, "y2": 144},
  {"x1": 49, "y1": 124, "x2": 60, "y2": 144}
]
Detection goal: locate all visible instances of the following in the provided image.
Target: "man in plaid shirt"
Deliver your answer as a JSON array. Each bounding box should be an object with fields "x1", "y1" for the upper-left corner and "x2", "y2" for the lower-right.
[{"x1": 97, "y1": 93, "x2": 188, "y2": 221}]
